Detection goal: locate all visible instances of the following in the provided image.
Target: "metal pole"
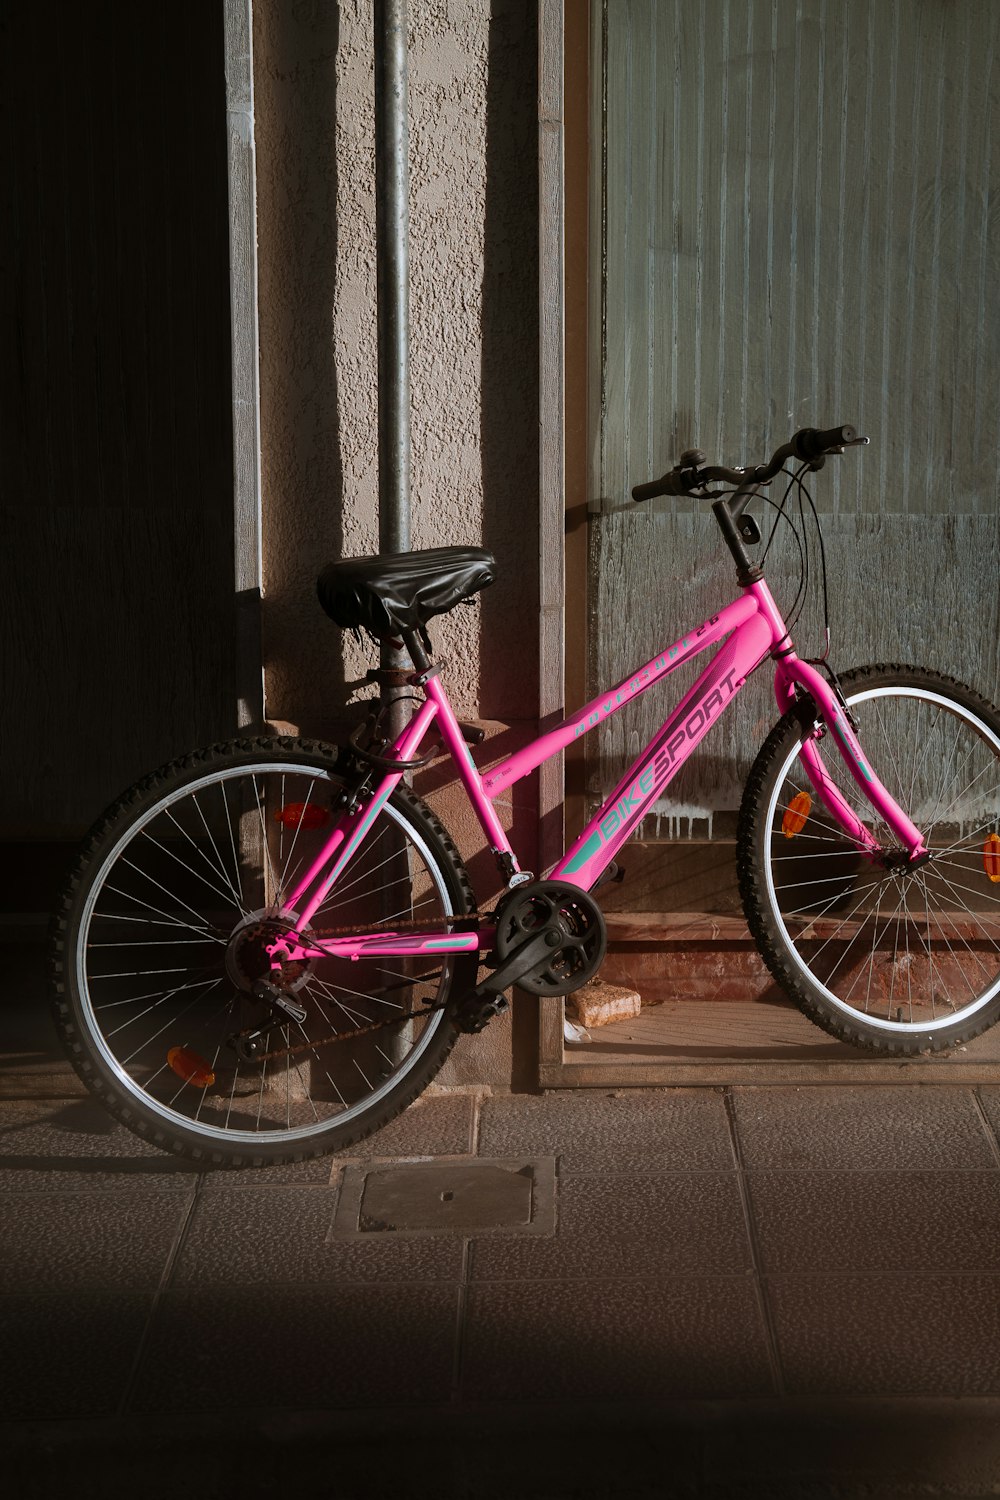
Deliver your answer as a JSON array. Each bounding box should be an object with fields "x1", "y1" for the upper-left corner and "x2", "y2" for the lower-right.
[
  {"x1": 374, "y1": 0, "x2": 412, "y2": 732},
  {"x1": 374, "y1": 0, "x2": 412, "y2": 558},
  {"x1": 224, "y1": 0, "x2": 264, "y2": 731},
  {"x1": 374, "y1": 2, "x2": 413, "y2": 1061}
]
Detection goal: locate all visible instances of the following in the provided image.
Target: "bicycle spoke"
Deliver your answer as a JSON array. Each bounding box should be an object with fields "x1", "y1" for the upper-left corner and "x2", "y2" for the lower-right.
[
  {"x1": 117, "y1": 979, "x2": 225, "y2": 1062},
  {"x1": 757, "y1": 676, "x2": 1000, "y2": 1039},
  {"x1": 931, "y1": 813, "x2": 1000, "y2": 863},
  {"x1": 304, "y1": 975, "x2": 373, "y2": 1028},
  {"x1": 915, "y1": 876, "x2": 989, "y2": 999},
  {"x1": 63, "y1": 749, "x2": 466, "y2": 1159},
  {"x1": 926, "y1": 864, "x2": 1000, "y2": 922},
  {"x1": 774, "y1": 873, "x2": 883, "y2": 922},
  {"x1": 771, "y1": 871, "x2": 873, "y2": 895},
  {"x1": 100, "y1": 886, "x2": 225, "y2": 943},
  {"x1": 190, "y1": 792, "x2": 250, "y2": 916},
  {"x1": 139, "y1": 828, "x2": 245, "y2": 916},
  {"x1": 768, "y1": 847, "x2": 868, "y2": 861},
  {"x1": 251, "y1": 774, "x2": 284, "y2": 905},
  {"x1": 291, "y1": 1016, "x2": 347, "y2": 1109},
  {"x1": 119, "y1": 857, "x2": 225, "y2": 934},
  {"x1": 275, "y1": 775, "x2": 322, "y2": 895},
  {"x1": 927, "y1": 770, "x2": 1000, "y2": 839}
]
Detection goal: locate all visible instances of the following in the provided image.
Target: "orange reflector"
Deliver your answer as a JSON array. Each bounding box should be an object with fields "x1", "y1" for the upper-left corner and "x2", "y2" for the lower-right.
[
  {"x1": 985, "y1": 832, "x2": 1000, "y2": 883},
  {"x1": 782, "y1": 791, "x2": 812, "y2": 838},
  {"x1": 167, "y1": 1046, "x2": 215, "y2": 1088},
  {"x1": 274, "y1": 801, "x2": 329, "y2": 831}
]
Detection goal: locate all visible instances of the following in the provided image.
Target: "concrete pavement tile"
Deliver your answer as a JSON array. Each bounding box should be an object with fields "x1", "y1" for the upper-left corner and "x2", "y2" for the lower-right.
[
  {"x1": 732, "y1": 1085, "x2": 997, "y2": 1171},
  {"x1": 443, "y1": 1419, "x2": 699, "y2": 1498},
  {"x1": 470, "y1": 1172, "x2": 750, "y2": 1280},
  {"x1": 768, "y1": 1275, "x2": 1000, "y2": 1394},
  {"x1": 748, "y1": 1170, "x2": 1000, "y2": 1274},
  {"x1": 173, "y1": 1185, "x2": 465, "y2": 1283},
  {"x1": 131, "y1": 1283, "x2": 460, "y2": 1413},
  {"x1": 199, "y1": 1154, "x2": 338, "y2": 1188},
  {"x1": 0, "y1": 1099, "x2": 200, "y2": 1189},
  {"x1": 331, "y1": 1091, "x2": 476, "y2": 1160},
  {"x1": 461, "y1": 1278, "x2": 773, "y2": 1400},
  {"x1": 975, "y1": 1088, "x2": 1000, "y2": 1155},
  {"x1": 3, "y1": 1415, "x2": 703, "y2": 1499},
  {"x1": 703, "y1": 1398, "x2": 1000, "y2": 1494},
  {"x1": 477, "y1": 1089, "x2": 734, "y2": 1173},
  {"x1": 0, "y1": 1190, "x2": 193, "y2": 1292},
  {"x1": 0, "y1": 1291, "x2": 151, "y2": 1419},
  {"x1": 197, "y1": 1096, "x2": 476, "y2": 1188}
]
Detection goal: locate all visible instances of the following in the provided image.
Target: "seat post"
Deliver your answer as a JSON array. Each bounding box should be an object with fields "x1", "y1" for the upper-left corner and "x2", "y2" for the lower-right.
[{"x1": 402, "y1": 628, "x2": 431, "y2": 674}]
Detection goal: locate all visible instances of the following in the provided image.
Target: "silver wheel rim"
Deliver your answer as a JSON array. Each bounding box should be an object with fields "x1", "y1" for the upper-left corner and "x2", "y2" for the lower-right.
[
  {"x1": 763, "y1": 686, "x2": 1000, "y2": 1034},
  {"x1": 76, "y1": 761, "x2": 455, "y2": 1145}
]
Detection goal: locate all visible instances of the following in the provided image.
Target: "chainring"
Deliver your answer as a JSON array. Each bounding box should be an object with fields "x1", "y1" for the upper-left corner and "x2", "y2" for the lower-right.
[{"x1": 493, "y1": 880, "x2": 607, "y2": 995}]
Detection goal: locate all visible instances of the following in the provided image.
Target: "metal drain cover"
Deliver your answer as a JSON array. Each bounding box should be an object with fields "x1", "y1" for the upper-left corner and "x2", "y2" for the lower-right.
[{"x1": 328, "y1": 1157, "x2": 556, "y2": 1239}]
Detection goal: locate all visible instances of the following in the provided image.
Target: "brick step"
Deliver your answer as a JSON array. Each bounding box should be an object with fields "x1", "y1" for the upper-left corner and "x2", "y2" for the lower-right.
[
  {"x1": 600, "y1": 909, "x2": 1000, "y2": 1005},
  {"x1": 601, "y1": 911, "x2": 772, "y2": 1004}
]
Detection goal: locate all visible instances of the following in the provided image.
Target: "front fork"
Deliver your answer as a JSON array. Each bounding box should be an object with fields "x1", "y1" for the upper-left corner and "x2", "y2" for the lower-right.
[{"x1": 776, "y1": 658, "x2": 928, "y2": 862}]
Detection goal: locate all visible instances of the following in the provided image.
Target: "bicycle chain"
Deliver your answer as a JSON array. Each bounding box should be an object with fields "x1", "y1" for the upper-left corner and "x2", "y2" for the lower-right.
[{"x1": 232, "y1": 914, "x2": 482, "y2": 1062}]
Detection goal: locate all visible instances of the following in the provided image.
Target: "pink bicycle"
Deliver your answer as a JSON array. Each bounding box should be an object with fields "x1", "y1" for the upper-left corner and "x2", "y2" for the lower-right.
[{"x1": 51, "y1": 425, "x2": 1000, "y2": 1165}]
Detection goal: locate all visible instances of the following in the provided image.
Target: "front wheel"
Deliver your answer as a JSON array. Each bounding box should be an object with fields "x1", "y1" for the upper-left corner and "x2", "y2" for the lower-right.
[
  {"x1": 50, "y1": 737, "x2": 477, "y2": 1166},
  {"x1": 738, "y1": 666, "x2": 1000, "y2": 1053}
]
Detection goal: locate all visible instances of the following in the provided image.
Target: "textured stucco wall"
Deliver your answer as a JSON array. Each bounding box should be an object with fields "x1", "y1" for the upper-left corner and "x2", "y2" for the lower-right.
[
  {"x1": 254, "y1": 0, "x2": 539, "y2": 725},
  {"x1": 253, "y1": 0, "x2": 540, "y2": 1088}
]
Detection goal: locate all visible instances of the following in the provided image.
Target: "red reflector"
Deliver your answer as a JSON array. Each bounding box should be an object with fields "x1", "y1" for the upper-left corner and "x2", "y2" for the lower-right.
[
  {"x1": 985, "y1": 833, "x2": 1000, "y2": 883},
  {"x1": 274, "y1": 802, "x2": 330, "y2": 831},
  {"x1": 167, "y1": 1046, "x2": 215, "y2": 1088},
  {"x1": 782, "y1": 790, "x2": 812, "y2": 838}
]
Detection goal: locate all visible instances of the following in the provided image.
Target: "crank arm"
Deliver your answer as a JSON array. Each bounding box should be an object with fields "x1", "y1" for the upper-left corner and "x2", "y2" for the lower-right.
[{"x1": 453, "y1": 922, "x2": 566, "y2": 1035}]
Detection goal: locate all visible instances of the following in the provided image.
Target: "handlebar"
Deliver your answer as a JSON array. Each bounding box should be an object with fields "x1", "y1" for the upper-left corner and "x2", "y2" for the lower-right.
[{"x1": 631, "y1": 425, "x2": 863, "y2": 504}]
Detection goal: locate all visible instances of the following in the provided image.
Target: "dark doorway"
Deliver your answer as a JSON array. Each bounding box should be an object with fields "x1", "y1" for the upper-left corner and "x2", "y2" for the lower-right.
[{"x1": 1, "y1": 2, "x2": 237, "y2": 902}]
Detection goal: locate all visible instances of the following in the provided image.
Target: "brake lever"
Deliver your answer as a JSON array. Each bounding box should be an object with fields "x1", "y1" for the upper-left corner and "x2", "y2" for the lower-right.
[{"x1": 828, "y1": 434, "x2": 871, "y2": 455}]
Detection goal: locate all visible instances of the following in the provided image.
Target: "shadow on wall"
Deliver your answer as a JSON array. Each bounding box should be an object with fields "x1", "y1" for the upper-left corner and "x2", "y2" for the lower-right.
[
  {"x1": 479, "y1": 2, "x2": 541, "y2": 730},
  {"x1": 480, "y1": 3, "x2": 541, "y2": 1091},
  {"x1": 255, "y1": 0, "x2": 346, "y2": 711},
  {"x1": 256, "y1": 2, "x2": 539, "y2": 733}
]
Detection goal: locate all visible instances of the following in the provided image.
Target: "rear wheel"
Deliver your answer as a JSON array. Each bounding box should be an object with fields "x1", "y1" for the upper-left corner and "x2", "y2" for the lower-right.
[
  {"x1": 50, "y1": 737, "x2": 476, "y2": 1166},
  {"x1": 739, "y1": 666, "x2": 1000, "y2": 1053}
]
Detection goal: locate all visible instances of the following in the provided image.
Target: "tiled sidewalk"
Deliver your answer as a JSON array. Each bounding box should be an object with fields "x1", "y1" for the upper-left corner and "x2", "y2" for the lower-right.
[
  {"x1": 4, "y1": 1085, "x2": 1000, "y2": 1415},
  {"x1": 5, "y1": 940, "x2": 1000, "y2": 1495},
  {"x1": 3, "y1": 1085, "x2": 1000, "y2": 1495}
]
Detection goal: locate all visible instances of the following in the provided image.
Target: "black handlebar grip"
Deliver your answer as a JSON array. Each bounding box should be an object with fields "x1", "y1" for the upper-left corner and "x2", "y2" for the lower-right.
[
  {"x1": 631, "y1": 471, "x2": 690, "y2": 503},
  {"x1": 794, "y1": 425, "x2": 857, "y2": 461},
  {"x1": 631, "y1": 477, "x2": 667, "y2": 502}
]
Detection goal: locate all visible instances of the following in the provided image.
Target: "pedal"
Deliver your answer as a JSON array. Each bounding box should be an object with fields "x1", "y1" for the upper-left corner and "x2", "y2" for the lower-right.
[
  {"x1": 593, "y1": 860, "x2": 624, "y2": 889},
  {"x1": 455, "y1": 994, "x2": 510, "y2": 1035}
]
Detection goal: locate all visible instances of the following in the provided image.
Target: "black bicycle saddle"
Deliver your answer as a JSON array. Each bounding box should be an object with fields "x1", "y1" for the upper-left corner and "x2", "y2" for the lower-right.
[{"x1": 317, "y1": 546, "x2": 496, "y2": 640}]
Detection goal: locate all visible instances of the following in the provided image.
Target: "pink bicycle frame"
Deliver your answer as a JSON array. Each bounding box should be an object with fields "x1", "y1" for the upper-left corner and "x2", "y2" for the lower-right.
[{"x1": 272, "y1": 577, "x2": 926, "y2": 967}]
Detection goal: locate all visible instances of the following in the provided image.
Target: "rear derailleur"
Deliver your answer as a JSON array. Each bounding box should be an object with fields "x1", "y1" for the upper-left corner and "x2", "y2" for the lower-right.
[{"x1": 230, "y1": 979, "x2": 309, "y2": 1062}]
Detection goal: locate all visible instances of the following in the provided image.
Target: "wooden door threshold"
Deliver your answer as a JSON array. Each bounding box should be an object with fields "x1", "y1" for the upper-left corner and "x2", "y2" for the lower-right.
[{"x1": 538, "y1": 912, "x2": 1000, "y2": 1086}]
